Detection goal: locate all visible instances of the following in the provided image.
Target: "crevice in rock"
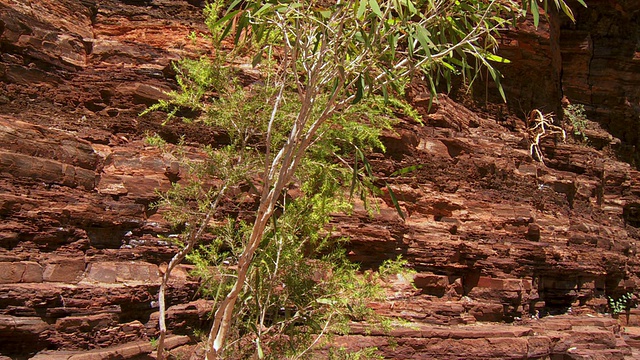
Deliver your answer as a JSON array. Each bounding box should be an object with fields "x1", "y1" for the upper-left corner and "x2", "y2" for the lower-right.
[{"x1": 623, "y1": 203, "x2": 640, "y2": 228}]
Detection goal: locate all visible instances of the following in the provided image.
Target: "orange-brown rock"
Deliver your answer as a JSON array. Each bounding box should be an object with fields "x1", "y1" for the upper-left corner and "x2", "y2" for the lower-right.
[
  {"x1": 489, "y1": 1, "x2": 640, "y2": 165},
  {"x1": 0, "y1": 0, "x2": 639, "y2": 359}
]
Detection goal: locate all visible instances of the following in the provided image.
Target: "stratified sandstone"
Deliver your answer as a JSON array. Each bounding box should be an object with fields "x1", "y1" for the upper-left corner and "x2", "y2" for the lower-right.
[{"x1": 0, "y1": 0, "x2": 639, "y2": 359}]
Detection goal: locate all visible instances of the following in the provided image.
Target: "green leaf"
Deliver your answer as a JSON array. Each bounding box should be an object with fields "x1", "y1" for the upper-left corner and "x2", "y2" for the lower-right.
[
  {"x1": 487, "y1": 66, "x2": 507, "y2": 102},
  {"x1": 356, "y1": 0, "x2": 367, "y2": 19},
  {"x1": 234, "y1": 14, "x2": 249, "y2": 45},
  {"x1": 361, "y1": 151, "x2": 373, "y2": 177},
  {"x1": 316, "y1": 298, "x2": 336, "y2": 305},
  {"x1": 405, "y1": 0, "x2": 417, "y2": 15},
  {"x1": 226, "y1": 0, "x2": 243, "y2": 11},
  {"x1": 369, "y1": 0, "x2": 383, "y2": 18},
  {"x1": 386, "y1": 184, "x2": 405, "y2": 220},
  {"x1": 252, "y1": 49, "x2": 263, "y2": 67},
  {"x1": 390, "y1": 164, "x2": 424, "y2": 177},
  {"x1": 254, "y1": 3, "x2": 273, "y2": 17},
  {"x1": 559, "y1": 1, "x2": 575, "y2": 22},
  {"x1": 212, "y1": 9, "x2": 242, "y2": 31},
  {"x1": 415, "y1": 25, "x2": 433, "y2": 58},
  {"x1": 388, "y1": 32, "x2": 397, "y2": 58},
  {"x1": 426, "y1": 75, "x2": 437, "y2": 109},
  {"x1": 352, "y1": 75, "x2": 364, "y2": 104},
  {"x1": 440, "y1": 60, "x2": 455, "y2": 71},
  {"x1": 211, "y1": 9, "x2": 241, "y2": 41},
  {"x1": 485, "y1": 54, "x2": 511, "y2": 63},
  {"x1": 318, "y1": 9, "x2": 332, "y2": 18},
  {"x1": 381, "y1": 83, "x2": 389, "y2": 103},
  {"x1": 218, "y1": 20, "x2": 235, "y2": 43},
  {"x1": 531, "y1": 1, "x2": 540, "y2": 28},
  {"x1": 256, "y1": 338, "x2": 264, "y2": 359}
]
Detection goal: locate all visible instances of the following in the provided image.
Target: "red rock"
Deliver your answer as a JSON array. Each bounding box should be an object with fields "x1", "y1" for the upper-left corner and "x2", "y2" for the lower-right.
[
  {"x1": 466, "y1": 302, "x2": 505, "y2": 322},
  {"x1": 43, "y1": 258, "x2": 85, "y2": 283},
  {"x1": 117, "y1": 82, "x2": 171, "y2": 105},
  {"x1": 476, "y1": 276, "x2": 526, "y2": 292},
  {"x1": 526, "y1": 336, "x2": 553, "y2": 358},
  {"x1": 0, "y1": 0, "x2": 638, "y2": 358},
  {"x1": 0, "y1": 151, "x2": 96, "y2": 190},
  {"x1": 413, "y1": 273, "x2": 449, "y2": 296},
  {"x1": 0, "y1": 117, "x2": 98, "y2": 170},
  {"x1": 0, "y1": 0, "x2": 92, "y2": 70},
  {"x1": 0, "y1": 262, "x2": 44, "y2": 284},
  {"x1": 0, "y1": 315, "x2": 48, "y2": 334},
  {"x1": 30, "y1": 335, "x2": 188, "y2": 360},
  {"x1": 83, "y1": 262, "x2": 159, "y2": 284},
  {"x1": 55, "y1": 313, "x2": 117, "y2": 333},
  {"x1": 21, "y1": 262, "x2": 44, "y2": 283},
  {"x1": 0, "y1": 262, "x2": 27, "y2": 284}
]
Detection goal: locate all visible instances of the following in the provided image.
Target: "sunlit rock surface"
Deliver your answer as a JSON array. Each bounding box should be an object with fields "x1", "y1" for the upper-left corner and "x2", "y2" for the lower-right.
[{"x1": 0, "y1": 0, "x2": 639, "y2": 358}]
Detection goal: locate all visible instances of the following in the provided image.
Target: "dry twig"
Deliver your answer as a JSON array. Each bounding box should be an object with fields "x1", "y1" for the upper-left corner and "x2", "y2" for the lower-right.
[{"x1": 528, "y1": 109, "x2": 566, "y2": 165}]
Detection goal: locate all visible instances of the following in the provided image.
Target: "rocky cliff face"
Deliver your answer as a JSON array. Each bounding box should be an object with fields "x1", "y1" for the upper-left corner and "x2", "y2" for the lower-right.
[
  {"x1": 493, "y1": 0, "x2": 640, "y2": 164},
  {"x1": 0, "y1": 1, "x2": 639, "y2": 359},
  {"x1": 561, "y1": 0, "x2": 640, "y2": 164}
]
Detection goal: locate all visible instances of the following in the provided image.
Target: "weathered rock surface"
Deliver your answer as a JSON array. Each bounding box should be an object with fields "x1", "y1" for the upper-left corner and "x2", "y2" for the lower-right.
[
  {"x1": 490, "y1": 0, "x2": 640, "y2": 165},
  {"x1": 0, "y1": 0, "x2": 639, "y2": 359},
  {"x1": 323, "y1": 315, "x2": 632, "y2": 359}
]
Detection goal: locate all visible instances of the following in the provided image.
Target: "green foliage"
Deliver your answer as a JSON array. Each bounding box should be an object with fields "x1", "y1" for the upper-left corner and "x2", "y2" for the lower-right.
[
  {"x1": 217, "y1": 0, "x2": 509, "y2": 102},
  {"x1": 522, "y1": 0, "x2": 587, "y2": 28},
  {"x1": 144, "y1": 132, "x2": 168, "y2": 149},
  {"x1": 609, "y1": 292, "x2": 634, "y2": 315},
  {"x1": 186, "y1": 191, "x2": 385, "y2": 359},
  {"x1": 151, "y1": 58, "x2": 390, "y2": 358},
  {"x1": 215, "y1": 1, "x2": 584, "y2": 104},
  {"x1": 564, "y1": 104, "x2": 588, "y2": 142},
  {"x1": 146, "y1": 0, "x2": 585, "y2": 358},
  {"x1": 327, "y1": 346, "x2": 384, "y2": 360},
  {"x1": 379, "y1": 255, "x2": 415, "y2": 279},
  {"x1": 141, "y1": 54, "x2": 231, "y2": 123}
]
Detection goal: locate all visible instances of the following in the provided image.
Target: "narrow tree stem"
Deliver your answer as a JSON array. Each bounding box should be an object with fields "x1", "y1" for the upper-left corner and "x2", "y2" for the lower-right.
[{"x1": 156, "y1": 185, "x2": 227, "y2": 359}]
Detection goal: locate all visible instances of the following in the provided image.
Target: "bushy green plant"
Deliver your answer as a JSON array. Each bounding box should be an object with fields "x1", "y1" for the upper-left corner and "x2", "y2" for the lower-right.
[
  {"x1": 564, "y1": 104, "x2": 589, "y2": 142},
  {"x1": 151, "y1": 58, "x2": 391, "y2": 359},
  {"x1": 187, "y1": 218, "x2": 385, "y2": 359},
  {"x1": 609, "y1": 292, "x2": 634, "y2": 315}
]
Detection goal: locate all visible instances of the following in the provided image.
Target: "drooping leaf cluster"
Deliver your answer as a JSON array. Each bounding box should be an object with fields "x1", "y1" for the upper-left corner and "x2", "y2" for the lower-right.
[
  {"x1": 211, "y1": 0, "x2": 584, "y2": 105},
  {"x1": 522, "y1": 0, "x2": 587, "y2": 27}
]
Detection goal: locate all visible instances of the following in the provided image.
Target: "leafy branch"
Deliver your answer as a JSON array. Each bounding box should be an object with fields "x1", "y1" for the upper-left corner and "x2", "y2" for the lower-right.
[{"x1": 147, "y1": 0, "x2": 586, "y2": 359}]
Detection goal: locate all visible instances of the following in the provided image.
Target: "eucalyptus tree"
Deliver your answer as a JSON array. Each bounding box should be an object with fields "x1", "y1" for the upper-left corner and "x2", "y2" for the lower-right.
[{"x1": 147, "y1": 0, "x2": 584, "y2": 358}]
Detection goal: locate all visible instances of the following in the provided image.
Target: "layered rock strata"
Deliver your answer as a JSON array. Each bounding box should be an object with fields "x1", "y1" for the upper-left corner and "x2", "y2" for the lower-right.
[
  {"x1": 0, "y1": 0, "x2": 639, "y2": 359},
  {"x1": 492, "y1": 0, "x2": 640, "y2": 164}
]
